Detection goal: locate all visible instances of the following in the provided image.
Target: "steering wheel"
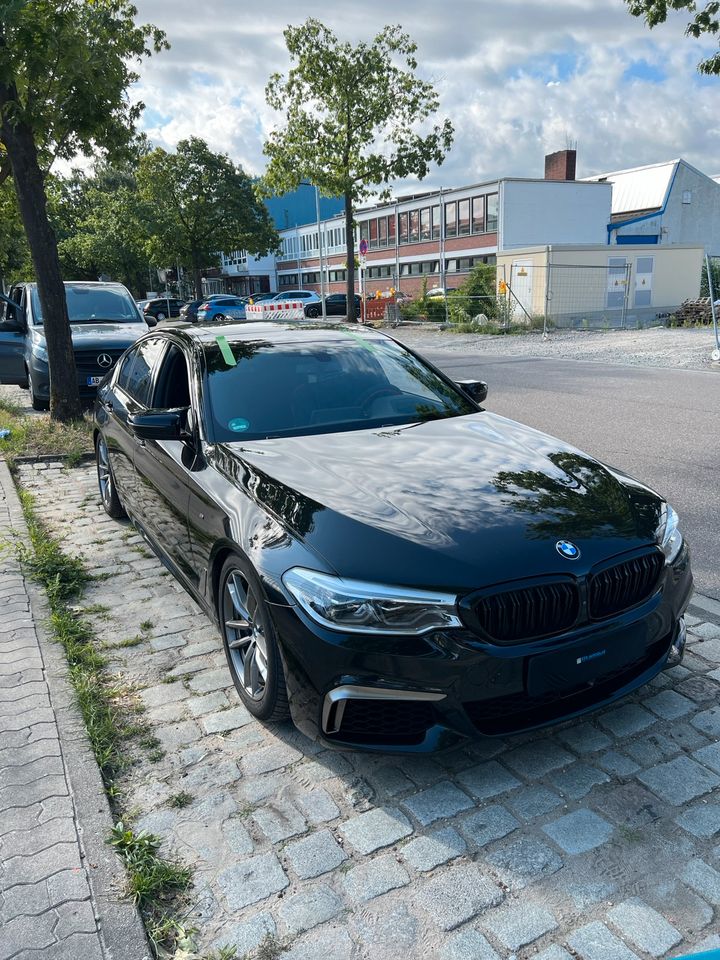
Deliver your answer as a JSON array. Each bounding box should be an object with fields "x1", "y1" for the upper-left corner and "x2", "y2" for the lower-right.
[{"x1": 359, "y1": 386, "x2": 399, "y2": 417}]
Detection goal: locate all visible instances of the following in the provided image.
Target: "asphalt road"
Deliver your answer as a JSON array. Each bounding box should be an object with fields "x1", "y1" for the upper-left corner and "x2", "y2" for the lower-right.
[{"x1": 422, "y1": 350, "x2": 720, "y2": 600}]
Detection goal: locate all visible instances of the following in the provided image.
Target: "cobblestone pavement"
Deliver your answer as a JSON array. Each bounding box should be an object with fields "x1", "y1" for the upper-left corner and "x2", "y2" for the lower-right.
[
  {"x1": 0, "y1": 461, "x2": 139, "y2": 960},
  {"x1": 12, "y1": 459, "x2": 720, "y2": 960}
]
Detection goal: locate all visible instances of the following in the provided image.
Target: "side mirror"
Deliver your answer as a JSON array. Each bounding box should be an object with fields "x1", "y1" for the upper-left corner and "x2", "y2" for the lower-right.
[
  {"x1": 456, "y1": 379, "x2": 488, "y2": 405},
  {"x1": 128, "y1": 410, "x2": 184, "y2": 441},
  {"x1": 145, "y1": 315, "x2": 158, "y2": 328},
  {"x1": 0, "y1": 319, "x2": 24, "y2": 334}
]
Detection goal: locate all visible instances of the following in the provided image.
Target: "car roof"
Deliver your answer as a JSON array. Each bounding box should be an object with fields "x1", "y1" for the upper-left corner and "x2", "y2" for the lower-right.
[{"x1": 159, "y1": 321, "x2": 391, "y2": 349}]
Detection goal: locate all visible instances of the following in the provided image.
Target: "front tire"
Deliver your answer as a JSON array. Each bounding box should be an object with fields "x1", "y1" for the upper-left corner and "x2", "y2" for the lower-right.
[
  {"x1": 218, "y1": 555, "x2": 290, "y2": 722},
  {"x1": 155, "y1": 311, "x2": 166, "y2": 322},
  {"x1": 306, "y1": 306, "x2": 320, "y2": 318},
  {"x1": 96, "y1": 435, "x2": 126, "y2": 519},
  {"x1": 28, "y1": 373, "x2": 49, "y2": 411}
]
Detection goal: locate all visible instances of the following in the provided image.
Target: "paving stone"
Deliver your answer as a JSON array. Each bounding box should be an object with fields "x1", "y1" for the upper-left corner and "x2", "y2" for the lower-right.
[
  {"x1": 401, "y1": 826, "x2": 467, "y2": 871},
  {"x1": 647, "y1": 879, "x2": 714, "y2": 934},
  {"x1": 607, "y1": 898, "x2": 682, "y2": 957},
  {"x1": 417, "y1": 863, "x2": 503, "y2": 930},
  {"x1": 365, "y1": 764, "x2": 414, "y2": 797},
  {"x1": 54, "y1": 899, "x2": 98, "y2": 938},
  {"x1": 682, "y1": 859, "x2": 720, "y2": 905},
  {"x1": 0, "y1": 817, "x2": 77, "y2": 859},
  {"x1": 285, "y1": 829, "x2": 347, "y2": 879},
  {"x1": 693, "y1": 934, "x2": 720, "y2": 952},
  {"x1": 1, "y1": 841, "x2": 82, "y2": 888},
  {"x1": 675, "y1": 803, "x2": 720, "y2": 839},
  {"x1": 459, "y1": 804, "x2": 519, "y2": 848},
  {"x1": 692, "y1": 623, "x2": 720, "y2": 641},
  {"x1": 486, "y1": 835, "x2": 563, "y2": 890},
  {"x1": 240, "y1": 742, "x2": 302, "y2": 776},
  {"x1": 278, "y1": 884, "x2": 344, "y2": 935},
  {"x1": 397, "y1": 756, "x2": 445, "y2": 787},
  {"x1": 483, "y1": 902, "x2": 558, "y2": 950},
  {"x1": 594, "y1": 782, "x2": 663, "y2": 828},
  {"x1": 187, "y1": 668, "x2": 233, "y2": 693},
  {"x1": 210, "y1": 913, "x2": 276, "y2": 957},
  {"x1": 217, "y1": 853, "x2": 289, "y2": 910},
  {"x1": 339, "y1": 806, "x2": 413, "y2": 854},
  {"x1": 294, "y1": 787, "x2": 340, "y2": 825},
  {"x1": 350, "y1": 902, "x2": 420, "y2": 959},
  {"x1": 503, "y1": 740, "x2": 575, "y2": 778},
  {"x1": 676, "y1": 675, "x2": 720, "y2": 702},
  {"x1": 507, "y1": 785, "x2": 564, "y2": 821},
  {"x1": 596, "y1": 750, "x2": 640, "y2": 777},
  {"x1": 644, "y1": 689, "x2": 695, "y2": 719},
  {"x1": 693, "y1": 742, "x2": 720, "y2": 774},
  {"x1": 598, "y1": 704, "x2": 656, "y2": 737},
  {"x1": 543, "y1": 809, "x2": 613, "y2": 854},
  {"x1": 402, "y1": 780, "x2": 474, "y2": 826},
  {"x1": 690, "y1": 706, "x2": 720, "y2": 737},
  {"x1": 550, "y1": 762, "x2": 609, "y2": 799},
  {"x1": 187, "y1": 692, "x2": 231, "y2": 719},
  {"x1": 342, "y1": 853, "x2": 410, "y2": 903},
  {"x1": 455, "y1": 760, "x2": 522, "y2": 800},
  {"x1": 556, "y1": 723, "x2": 612, "y2": 754},
  {"x1": 221, "y1": 817, "x2": 254, "y2": 855},
  {"x1": 440, "y1": 929, "x2": 500, "y2": 960},
  {"x1": 637, "y1": 756, "x2": 720, "y2": 805},
  {"x1": 155, "y1": 720, "x2": 201, "y2": 750},
  {"x1": 252, "y1": 800, "x2": 307, "y2": 844},
  {"x1": 201, "y1": 705, "x2": 253, "y2": 734},
  {"x1": 535, "y1": 948, "x2": 574, "y2": 960},
  {"x1": 568, "y1": 921, "x2": 641, "y2": 960},
  {"x1": 283, "y1": 925, "x2": 353, "y2": 960}
]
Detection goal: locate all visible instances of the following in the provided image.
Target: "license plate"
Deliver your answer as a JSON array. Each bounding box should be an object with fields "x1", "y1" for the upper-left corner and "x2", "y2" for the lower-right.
[
  {"x1": 527, "y1": 622, "x2": 648, "y2": 697},
  {"x1": 87, "y1": 376, "x2": 103, "y2": 386}
]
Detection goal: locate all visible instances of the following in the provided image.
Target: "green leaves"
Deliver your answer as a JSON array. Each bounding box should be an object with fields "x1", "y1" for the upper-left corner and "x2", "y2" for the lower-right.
[
  {"x1": 136, "y1": 137, "x2": 279, "y2": 293},
  {"x1": 626, "y1": 1, "x2": 720, "y2": 74}
]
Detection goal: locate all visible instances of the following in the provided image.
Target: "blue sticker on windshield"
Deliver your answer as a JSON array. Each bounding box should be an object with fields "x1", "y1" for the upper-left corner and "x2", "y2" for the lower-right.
[{"x1": 228, "y1": 418, "x2": 250, "y2": 433}]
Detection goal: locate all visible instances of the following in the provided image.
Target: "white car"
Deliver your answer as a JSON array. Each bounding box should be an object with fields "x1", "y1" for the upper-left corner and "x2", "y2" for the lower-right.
[{"x1": 270, "y1": 290, "x2": 321, "y2": 304}]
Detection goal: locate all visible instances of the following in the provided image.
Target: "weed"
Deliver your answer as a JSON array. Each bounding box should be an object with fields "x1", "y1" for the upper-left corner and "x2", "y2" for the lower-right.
[
  {"x1": 148, "y1": 748, "x2": 166, "y2": 762},
  {"x1": 0, "y1": 395, "x2": 24, "y2": 416},
  {"x1": 0, "y1": 406, "x2": 93, "y2": 468},
  {"x1": 168, "y1": 791, "x2": 194, "y2": 809},
  {"x1": 255, "y1": 934, "x2": 287, "y2": 960},
  {"x1": 140, "y1": 619, "x2": 154, "y2": 632},
  {"x1": 109, "y1": 822, "x2": 192, "y2": 906},
  {"x1": 114, "y1": 634, "x2": 145, "y2": 648},
  {"x1": 618, "y1": 824, "x2": 643, "y2": 844},
  {"x1": 203, "y1": 948, "x2": 237, "y2": 960}
]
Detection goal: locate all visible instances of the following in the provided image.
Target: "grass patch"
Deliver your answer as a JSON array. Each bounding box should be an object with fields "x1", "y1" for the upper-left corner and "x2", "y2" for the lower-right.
[
  {"x1": 0, "y1": 404, "x2": 93, "y2": 468},
  {"x1": 109, "y1": 822, "x2": 193, "y2": 955},
  {"x1": 167, "y1": 791, "x2": 194, "y2": 809}
]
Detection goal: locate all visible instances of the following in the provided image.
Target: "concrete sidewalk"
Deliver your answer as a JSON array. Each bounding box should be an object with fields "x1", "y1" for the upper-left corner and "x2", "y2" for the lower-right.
[{"x1": 0, "y1": 460, "x2": 148, "y2": 960}]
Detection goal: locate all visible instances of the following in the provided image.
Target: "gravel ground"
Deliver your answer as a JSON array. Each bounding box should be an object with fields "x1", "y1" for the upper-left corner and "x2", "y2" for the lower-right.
[{"x1": 390, "y1": 325, "x2": 720, "y2": 370}]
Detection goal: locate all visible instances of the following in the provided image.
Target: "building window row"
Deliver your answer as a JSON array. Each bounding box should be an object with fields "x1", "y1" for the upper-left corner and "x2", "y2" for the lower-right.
[
  {"x1": 328, "y1": 269, "x2": 347, "y2": 282},
  {"x1": 279, "y1": 273, "x2": 298, "y2": 286},
  {"x1": 357, "y1": 192, "x2": 498, "y2": 250}
]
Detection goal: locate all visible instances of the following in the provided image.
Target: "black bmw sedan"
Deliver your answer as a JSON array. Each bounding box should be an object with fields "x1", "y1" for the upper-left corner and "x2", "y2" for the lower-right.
[{"x1": 93, "y1": 322, "x2": 692, "y2": 751}]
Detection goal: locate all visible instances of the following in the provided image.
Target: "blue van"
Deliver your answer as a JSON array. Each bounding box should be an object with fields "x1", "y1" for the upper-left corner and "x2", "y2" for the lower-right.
[{"x1": 0, "y1": 281, "x2": 149, "y2": 409}]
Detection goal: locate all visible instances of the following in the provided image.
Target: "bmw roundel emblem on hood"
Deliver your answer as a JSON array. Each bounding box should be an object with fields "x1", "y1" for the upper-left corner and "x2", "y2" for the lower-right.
[{"x1": 556, "y1": 540, "x2": 580, "y2": 560}]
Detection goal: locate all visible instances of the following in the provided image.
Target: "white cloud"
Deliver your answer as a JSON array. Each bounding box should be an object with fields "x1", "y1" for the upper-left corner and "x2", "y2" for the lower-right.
[{"x1": 130, "y1": 0, "x2": 720, "y2": 191}]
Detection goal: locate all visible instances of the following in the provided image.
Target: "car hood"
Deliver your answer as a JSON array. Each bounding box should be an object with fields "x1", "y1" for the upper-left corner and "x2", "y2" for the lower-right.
[
  {"x1": 217, "y1": 412, "x2": 664, "y2": 592},
  {"x1": 33, "y1": 322, "x2": 147, "y2": 349}
]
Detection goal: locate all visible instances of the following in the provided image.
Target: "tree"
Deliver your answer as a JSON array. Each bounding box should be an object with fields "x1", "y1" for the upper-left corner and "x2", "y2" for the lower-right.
[
  {"x1": 263, "y1": 19, "x2": 454, "y2": 322},
  {"x1": 626, "y1": 0, "x2": 720, "y2": 74},
  {"x1": 137, "y1": 137, "x2": 279, "y2": 298},
  {"x1": 0, "y1": 1, "x2": 166, "y2": 420},
  {"x1": 0, "y1": 180, "x2": 30, "y2": 289}
]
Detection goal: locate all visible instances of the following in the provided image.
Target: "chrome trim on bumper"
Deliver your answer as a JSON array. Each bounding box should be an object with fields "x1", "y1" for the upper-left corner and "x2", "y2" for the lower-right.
[{"x1": 321, "y1": 684, "x2": 447, "y2": 735}]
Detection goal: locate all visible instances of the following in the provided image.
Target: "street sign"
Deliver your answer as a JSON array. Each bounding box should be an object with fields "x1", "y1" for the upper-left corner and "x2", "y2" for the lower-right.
[{"x1": 359, "y1": 239, "x2": 368, "y2": 256}]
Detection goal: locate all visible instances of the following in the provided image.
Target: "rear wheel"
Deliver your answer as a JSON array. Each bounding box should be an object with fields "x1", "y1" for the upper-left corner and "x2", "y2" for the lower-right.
[
  {"x1": 214, "y1": 313, "x2": 226, "y2": 322},
  {"x1": 96, "y1": 435, "x2": 126, "y2": 519},
  {"x1": 218, "y1": 555, "x2": 289, "y2": 722}
]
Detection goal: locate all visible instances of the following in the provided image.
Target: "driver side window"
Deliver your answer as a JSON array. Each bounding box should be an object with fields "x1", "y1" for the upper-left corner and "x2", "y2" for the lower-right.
[{"x1": 151, "y1": 344, "x2": 191, "y2": 410}]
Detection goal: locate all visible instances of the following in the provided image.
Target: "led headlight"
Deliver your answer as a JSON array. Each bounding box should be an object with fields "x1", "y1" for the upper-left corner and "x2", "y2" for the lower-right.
[
  {"x1": 657, "y1": 503, "x2": 683, "y2": 564},
  {"x1": 282, "y1": 568, "x2": 462, "y2": 635}
]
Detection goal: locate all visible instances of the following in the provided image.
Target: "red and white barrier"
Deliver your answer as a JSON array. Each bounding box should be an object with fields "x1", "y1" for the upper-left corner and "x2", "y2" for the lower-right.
[{"x1": 245, "y1": 300, "x2": 306, "y2": 321}]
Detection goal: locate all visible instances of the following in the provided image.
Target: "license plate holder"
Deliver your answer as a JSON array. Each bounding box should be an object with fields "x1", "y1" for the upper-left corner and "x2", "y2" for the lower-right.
[
  {"x1": 527, "y1": 623, "x2": 648, "y2": 698},
  {"x1": 87, "y1": 376, "x2": 103, "y2": 386}
]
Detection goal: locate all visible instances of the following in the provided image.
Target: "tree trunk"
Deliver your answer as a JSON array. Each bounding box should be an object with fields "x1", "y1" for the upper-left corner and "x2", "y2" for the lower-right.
[
  {"x1": 0, "y1": 83, "x2": 81, "y2": 421},
  {"x1": 344, "y1": 191, "x2": 356, "y2": 322},
  {"x1": 192, "y1": 255, "x2": 203, "y2": 301}
]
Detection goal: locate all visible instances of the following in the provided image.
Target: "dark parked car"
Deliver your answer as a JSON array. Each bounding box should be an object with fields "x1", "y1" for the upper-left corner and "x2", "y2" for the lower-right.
[
  {"x1": 93, "y1": 322, "x2": 692, "y2": 751},
  {"x1": 178, "y1": 300, "x2": 204, "y2": 322},
  {"x1": 144, "y1": 297, "x2": 185, "y2": 321},
  {"x1": 0, "y1": 281, "x2": 148, "y2": 409},
  {"x1": 305, "y1": 293, "x2": 362, "y2": 318}
]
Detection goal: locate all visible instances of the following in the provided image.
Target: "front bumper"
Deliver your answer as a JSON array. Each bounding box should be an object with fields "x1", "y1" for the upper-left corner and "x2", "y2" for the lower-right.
[{"x1": 268, "y1": 544, "x2": 693, "y2": 752}]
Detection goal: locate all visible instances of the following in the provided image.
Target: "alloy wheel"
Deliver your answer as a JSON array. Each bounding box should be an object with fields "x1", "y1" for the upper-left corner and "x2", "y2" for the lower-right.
[
  {"x1": 222, "y1": 569, "x2": 268, "y2": 701},
  {"x1": 96, "y1": 437, "x2": 113, "y2": 510}
]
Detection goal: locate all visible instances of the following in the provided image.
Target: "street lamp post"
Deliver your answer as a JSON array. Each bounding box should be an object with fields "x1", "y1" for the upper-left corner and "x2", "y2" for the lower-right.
[{"x1": 314, "y1": 185, "x2": 328, "y2": 322}]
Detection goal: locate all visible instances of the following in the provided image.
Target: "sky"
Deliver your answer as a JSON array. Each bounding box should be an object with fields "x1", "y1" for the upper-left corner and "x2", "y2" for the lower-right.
[{"x1": 130, "y1": 0, "x2": 720, "y2": 194}]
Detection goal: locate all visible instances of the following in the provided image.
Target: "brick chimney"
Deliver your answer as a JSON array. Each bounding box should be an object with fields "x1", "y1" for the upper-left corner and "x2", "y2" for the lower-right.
[{"x1": 545, "y1": 149, "x2": 576, "y2": 181}]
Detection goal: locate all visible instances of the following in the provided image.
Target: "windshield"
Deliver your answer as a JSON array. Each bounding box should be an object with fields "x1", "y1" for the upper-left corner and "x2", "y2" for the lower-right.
[
  {"x1": 31, "y1": 284, "x2": 142, "y2": 325},
  {"x1": 204, "y1": 333, "x2": 477, "y2": 442}
]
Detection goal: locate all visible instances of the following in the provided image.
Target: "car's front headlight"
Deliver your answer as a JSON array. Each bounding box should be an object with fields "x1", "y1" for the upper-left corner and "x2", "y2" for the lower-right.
[
  {"x1": 282, "y1": 568, "x2": 462, "y2": 635},
  {"x1": 657, "y1": 503, "x2": 683, "y2": 564},
  {"x1": 32, "y1": 342, "x2": 48, "y2": 362}
]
